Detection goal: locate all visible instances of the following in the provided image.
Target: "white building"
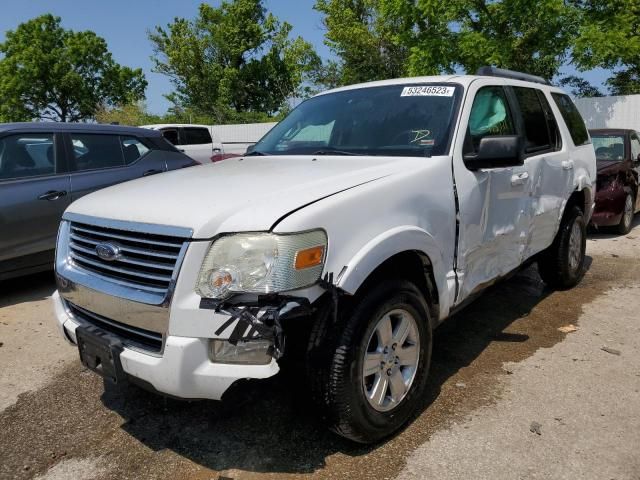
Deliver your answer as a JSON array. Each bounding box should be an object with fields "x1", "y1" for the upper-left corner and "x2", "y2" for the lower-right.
[{"x1": 575, "y1": 94, "x2": 640, "y2": 131}]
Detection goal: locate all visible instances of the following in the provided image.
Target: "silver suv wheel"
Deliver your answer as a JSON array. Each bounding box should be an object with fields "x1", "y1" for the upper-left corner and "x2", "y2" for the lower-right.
[{"x1": 362, "y1": 308, "x2": 420, "y2": 412}]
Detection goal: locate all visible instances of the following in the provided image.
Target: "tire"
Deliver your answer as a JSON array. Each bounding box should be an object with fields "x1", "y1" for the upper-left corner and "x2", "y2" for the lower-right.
[
  {"x1": 617, "y1": 192, "x2": 635, "y2": 235},
  {"x1": 306, "y1": 279, "x2": 432, "y2": 444},
  {"x1": 538, "y1": 206, "x2": 586, "y2": 289}
]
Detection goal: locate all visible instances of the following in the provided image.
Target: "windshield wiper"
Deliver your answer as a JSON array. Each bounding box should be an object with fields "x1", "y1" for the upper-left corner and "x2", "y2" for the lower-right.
[
  {"x1": 312, "y1": 149, "x2": 360, "y2": 156},
  {"x1": 245, "y1": 150, "x2": 267, "y2": 156}
]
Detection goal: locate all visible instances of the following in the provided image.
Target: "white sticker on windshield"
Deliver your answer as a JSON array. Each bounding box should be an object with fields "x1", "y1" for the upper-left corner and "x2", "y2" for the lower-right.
[{"x1": 401, "y1": 86, "x2": 455, "y2": 97}]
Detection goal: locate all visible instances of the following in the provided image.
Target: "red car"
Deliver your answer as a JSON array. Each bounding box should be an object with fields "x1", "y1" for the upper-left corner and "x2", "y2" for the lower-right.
[{"x1": 590, "y1": 129, "x2": 640, "y2": 234}]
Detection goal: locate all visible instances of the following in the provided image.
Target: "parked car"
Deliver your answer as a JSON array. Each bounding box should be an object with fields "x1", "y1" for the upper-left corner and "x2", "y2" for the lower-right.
[
  {"x1": 52, "y1": 68, "x2": 595, "y2": 443},
  {"x1": 141, "y1": 124, "x2": 224, "y2": 164},
  {"x1": 589, "y1": 128, "x2": 640, "y2": 233},
  {"x1": 0, "y1": 122, "x2": 196, "y2": 281}
]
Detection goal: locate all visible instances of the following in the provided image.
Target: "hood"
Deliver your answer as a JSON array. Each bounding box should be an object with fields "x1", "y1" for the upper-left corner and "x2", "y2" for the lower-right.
[
  {"x1": 597, "y1": 159, "x2": 629, "y2": 175},
  {"x1": 66, "y1": 155, "x2": 410, "y2": 238}
]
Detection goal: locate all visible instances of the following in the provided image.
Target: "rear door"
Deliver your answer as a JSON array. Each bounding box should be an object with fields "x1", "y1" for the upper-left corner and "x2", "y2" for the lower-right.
[
  {"x1": 179, "y1": 127, "x2": 213, "y2": 163},
  {"x1": 509, "y1": 86, "x2": 566, "y2": 257},
  {"x1": 0, "y1": 131, "x2": 71, "y2": 269},
  {"x1": 66, "y1": 132, "x2": 167, "y2": 202}
]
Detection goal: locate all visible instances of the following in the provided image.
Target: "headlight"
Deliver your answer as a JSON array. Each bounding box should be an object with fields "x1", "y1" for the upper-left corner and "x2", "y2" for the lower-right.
[{"x1": 195, "y1": 230, "x2": 327, "y2": 299}]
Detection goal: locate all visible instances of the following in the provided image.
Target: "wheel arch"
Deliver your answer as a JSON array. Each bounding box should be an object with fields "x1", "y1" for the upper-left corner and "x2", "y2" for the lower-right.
[{"x1": 336, "y1": 227, "x2": 450, "y2": 325}]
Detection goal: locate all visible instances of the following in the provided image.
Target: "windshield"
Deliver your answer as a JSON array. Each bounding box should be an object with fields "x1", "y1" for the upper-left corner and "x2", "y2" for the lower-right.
[
  {"x1": 252, "y1": 84, "x2": 462, "y2": 157},
  {"x1": 591, "y1": 134, "x2": 626, "y2": 161}
]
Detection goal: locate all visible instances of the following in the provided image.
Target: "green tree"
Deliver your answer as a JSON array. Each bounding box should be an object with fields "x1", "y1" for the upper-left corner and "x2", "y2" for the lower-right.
[
  {"x1": 94, "y1": 102, "x2": 162, "y2": 126},
  {"x1": 572, "y1": 0, "x2": 640, "y2": 94},
  {"x1": 317, "y1": 0, "x2": 579, "y2": 83},
  {"x1": 149, "y1": 0, "x2": 320, "y2": 122},
  {"x1": 0, "y1": 14, "x2": 146, "y2": 122},
  {"x1": 557, "y1": 75, "x2": 603, "y2": 97}
]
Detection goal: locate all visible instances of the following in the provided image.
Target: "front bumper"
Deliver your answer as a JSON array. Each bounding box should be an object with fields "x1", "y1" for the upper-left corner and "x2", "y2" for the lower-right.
[{"x1": 52, "y1": 290, "x2": 279, "y2": 400}]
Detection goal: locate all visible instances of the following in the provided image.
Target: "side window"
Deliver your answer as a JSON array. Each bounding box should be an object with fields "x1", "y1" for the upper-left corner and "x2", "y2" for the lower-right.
[
  {"x1": 536, "y1": 91, "x2": 562, "y2": 151},
  {"x1": 121, "y1": 136, "x2": 150, "y2": 164},
  {"x1": 70, "y1": 134, "x2": 124, "y2": 172},
  {"x1": 551, "y1": 93, "x2": 590, "y2": 146},
  {"x1": 630, "y1": 133, "x2": 640, "y2": 161},
  {"x1": 161, "y1": 129, "x2": 179, "y2": 145},
  {"x1": 182, "y1": 127, "x2": 212, "y2": 145},
  {"x1": 0, "y1": 133, "x2": 55, "y2": 180},
  {"x1": 466, "y1": 86, "x2": 516, "y2": 153},
  {"x1": 512, "y1": 87, "x2": 553, "y2": 153}
]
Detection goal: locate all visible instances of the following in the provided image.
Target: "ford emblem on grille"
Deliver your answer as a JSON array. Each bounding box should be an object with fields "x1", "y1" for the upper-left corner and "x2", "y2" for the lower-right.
[{"x1": 95, "y1": 242, "x2": 121, "y2": 262}]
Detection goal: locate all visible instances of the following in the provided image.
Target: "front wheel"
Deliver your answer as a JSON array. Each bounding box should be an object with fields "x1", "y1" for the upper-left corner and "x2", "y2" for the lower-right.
[
  {"x1": 306, "y1": 280, "x2": 432, "y2": 443},
  {"x1": 538, "y1": 206, "x2": 586, "y2": 289}
]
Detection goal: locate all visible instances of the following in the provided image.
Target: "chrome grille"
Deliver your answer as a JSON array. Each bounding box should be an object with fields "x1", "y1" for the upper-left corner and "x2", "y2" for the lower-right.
[
  {"x1": 67, "y1": 301, "x2": 163, "y2": 353},
  {"x1": 68, "y1": 222, "x2": 186, "y2": 294}
]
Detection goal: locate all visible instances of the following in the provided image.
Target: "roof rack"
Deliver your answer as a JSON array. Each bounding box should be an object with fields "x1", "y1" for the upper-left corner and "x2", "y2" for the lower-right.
[{"x1": 476, "y1": 66, "x2": 550, "y2": 86}]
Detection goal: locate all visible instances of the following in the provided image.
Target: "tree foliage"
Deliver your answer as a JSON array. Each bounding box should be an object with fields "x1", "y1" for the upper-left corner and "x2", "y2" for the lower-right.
[
  {"x1": 0, "y1": 14, "x2": 146, "y2": 122},
  {"x1": 149, "y1": 0, "x2": 320, "y2": 122},
  {"x1": 315, "y1": 0, "x2": 640, "y2": 96}
]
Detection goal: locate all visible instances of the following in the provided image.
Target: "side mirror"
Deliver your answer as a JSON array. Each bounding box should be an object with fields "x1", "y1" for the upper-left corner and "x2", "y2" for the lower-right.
[{"x1": 463, "y1": 135, "x2": 524, "y2": 170}]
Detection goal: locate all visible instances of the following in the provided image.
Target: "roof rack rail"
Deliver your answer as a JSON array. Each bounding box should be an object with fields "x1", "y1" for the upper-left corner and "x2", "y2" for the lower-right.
[{"x1": 476, "y1": 66, "x2": 550, "y2": 85}]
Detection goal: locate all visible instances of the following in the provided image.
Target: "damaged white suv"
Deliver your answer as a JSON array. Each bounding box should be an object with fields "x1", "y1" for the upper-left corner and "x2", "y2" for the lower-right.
[{"x1": 53, "y1": 67, "x2": 595, "y2": 443}]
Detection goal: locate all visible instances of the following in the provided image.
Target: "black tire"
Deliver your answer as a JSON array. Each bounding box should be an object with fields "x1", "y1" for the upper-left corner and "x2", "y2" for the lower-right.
[
  {"x1": 616, "y1": 192, "x2": 635, "y2": 235},
  {"x1": 306, "y1": 279, "x2": 432, "y2": 444},
  {"x1": 538, "y1": 206, "x2": 586, "y2": 289}
]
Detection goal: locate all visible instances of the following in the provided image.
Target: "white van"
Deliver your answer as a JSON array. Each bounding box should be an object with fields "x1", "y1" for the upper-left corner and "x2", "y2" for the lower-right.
[{"x1": 141, "y1": 124, "x2": 223, "y2": 164}]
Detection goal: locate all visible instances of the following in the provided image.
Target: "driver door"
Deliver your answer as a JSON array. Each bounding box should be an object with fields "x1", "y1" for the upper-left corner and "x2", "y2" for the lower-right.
[{"x1": 452, "y1": 82, "x2": 534, "y2": 302}]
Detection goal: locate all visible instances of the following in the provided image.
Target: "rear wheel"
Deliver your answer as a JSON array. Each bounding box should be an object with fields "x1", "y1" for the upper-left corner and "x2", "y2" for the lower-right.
[
  {"x1": 617, "y1": 193, "x2": 634, "y2": 235},
  {"x1": 306, "y1": 280, "x2": 432, "y2": 443},
  {"x1": 538, "y1": 206, "x2": 586, "y2": 289}
]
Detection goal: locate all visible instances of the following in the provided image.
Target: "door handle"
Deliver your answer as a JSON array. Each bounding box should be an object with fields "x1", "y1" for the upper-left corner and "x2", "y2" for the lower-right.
[
  {"x1": 510, "y1": 172, "x2": 529, "y2": 186},
  {"x1": 38, "y1": 190, "x2": 67, "y2": 201},
  {"x1": 143, "y1": 169, "x2": 163, "y2": 177},
  {"x1": 562, "y1": 160, "x2": 574, "y2": 170}
]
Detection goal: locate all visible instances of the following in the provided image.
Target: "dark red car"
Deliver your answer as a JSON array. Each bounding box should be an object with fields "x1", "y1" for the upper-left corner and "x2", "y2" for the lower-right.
[{"x1": 590, "y1": 129, "x2": 640, "y2": 234}]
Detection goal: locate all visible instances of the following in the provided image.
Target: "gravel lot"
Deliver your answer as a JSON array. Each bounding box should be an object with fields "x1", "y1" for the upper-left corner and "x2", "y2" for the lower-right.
[{"x1": 1, "y1": 219, "x2": 639, "y2": 480}]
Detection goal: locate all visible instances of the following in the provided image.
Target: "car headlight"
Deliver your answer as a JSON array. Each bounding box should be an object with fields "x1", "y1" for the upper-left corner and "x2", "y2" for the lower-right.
[{"x1": 195, "y1": 230, "x2": 327, "y2": 299}]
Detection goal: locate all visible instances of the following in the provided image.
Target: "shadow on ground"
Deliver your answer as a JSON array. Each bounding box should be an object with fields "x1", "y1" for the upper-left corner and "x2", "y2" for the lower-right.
[
  {"x1": 96, "y1": 260, "x2": 595, "y2": 477},
  {"x1": 0, "y1": 271, "x2": 56, "y2": 308}
]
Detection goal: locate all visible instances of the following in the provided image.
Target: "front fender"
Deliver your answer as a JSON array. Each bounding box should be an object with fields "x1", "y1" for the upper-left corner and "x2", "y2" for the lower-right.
[{"x1": 337, "y1": 226, "x2": 454, "y2": 321}]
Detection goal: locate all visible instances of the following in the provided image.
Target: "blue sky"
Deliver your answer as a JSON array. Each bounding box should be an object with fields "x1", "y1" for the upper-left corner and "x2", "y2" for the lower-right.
[{"x1": 0, "y1": 1, "x2": 610, "y2": 114}]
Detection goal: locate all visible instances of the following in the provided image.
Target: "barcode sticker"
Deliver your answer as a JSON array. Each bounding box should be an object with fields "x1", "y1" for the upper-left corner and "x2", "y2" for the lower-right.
[{"x1": 401, "y1": 86, "x2": 455, "y2": 97}]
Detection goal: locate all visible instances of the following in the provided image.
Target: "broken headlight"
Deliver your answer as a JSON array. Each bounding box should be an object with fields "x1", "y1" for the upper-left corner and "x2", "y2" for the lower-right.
[{"x1": 195, "y1": 230, "x2": 327, "y2": 299}]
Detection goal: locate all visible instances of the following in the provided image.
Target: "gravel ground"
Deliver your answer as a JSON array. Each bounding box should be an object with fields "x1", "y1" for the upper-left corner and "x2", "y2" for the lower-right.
[{"x1": 0, "y1": 218, "x2": 639, "y2": 480}]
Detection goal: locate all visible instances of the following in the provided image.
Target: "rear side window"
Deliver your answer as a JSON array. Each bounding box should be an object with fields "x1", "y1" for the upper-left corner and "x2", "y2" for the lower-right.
[
  {"x1": 551, "y1": 93, "x2": 590, "y2": 146},
  {"x1": 0, "y1": 133, "x2": 55, "y2": 180},
  {"x1": 70, "y1": 134, "x2": 124, "y2": 171},
  {"x1": 182, "y1": 127, "x2": 212, "y2": 145},
  {"x1": 161, "y1": 129, "x2": 179, "y2": 145},
  {"x1": 121, "y1": 137, "x2": 150, "y2": 164},
  {"x1": 512, "y1": 87, "x2": 557, "y2": 154}
]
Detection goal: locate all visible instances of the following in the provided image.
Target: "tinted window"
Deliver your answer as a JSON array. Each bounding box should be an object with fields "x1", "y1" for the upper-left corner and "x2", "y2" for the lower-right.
[
  {"x1": 466, "y1": 86, "x2": 516, "y2": 153},
  {"x1": 630, "y1": 134, "x2": 640, "y2": 160},
  {"x1": 551, "y1": 93, "x2": 590, "y2": 146},
  {"x1": 591, "y1": 134, "x2": 626, "y2": 161},
  {"x1": 513, "y1": 87, "x2": 552, "y2": 153},
  {"x1": 183, "y1": 127, "x2": 212, "y2": 145},
  {"x1": 0, "y1": 133, "x2": 55, "y2": 180},
  {"x1": 161, "y1": 129, "x2": 179, "y2": 145},
  {"x1": 253, "y1": 84, "x2": 461, "y2": 157},
  {"x1": 70, "y1": 134, "x2": 124, "y2": 171},
  {"x1": 121, "y1": 136, "x2": 150, "y2": 164}
]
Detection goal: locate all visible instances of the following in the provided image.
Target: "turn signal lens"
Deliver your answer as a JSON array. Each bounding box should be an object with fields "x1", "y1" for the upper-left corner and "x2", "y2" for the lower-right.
[{"x1": 294, "y1": 245, "x2": 325, "y2": 270}]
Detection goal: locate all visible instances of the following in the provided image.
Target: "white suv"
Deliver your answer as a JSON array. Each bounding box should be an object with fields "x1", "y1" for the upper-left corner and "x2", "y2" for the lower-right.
[
  {"x1": 53, "y1": 68, "x2": 595, "y2": 443},
  {"x1": 141, "y1": 124, "x2": 224, "y2": 163}
]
